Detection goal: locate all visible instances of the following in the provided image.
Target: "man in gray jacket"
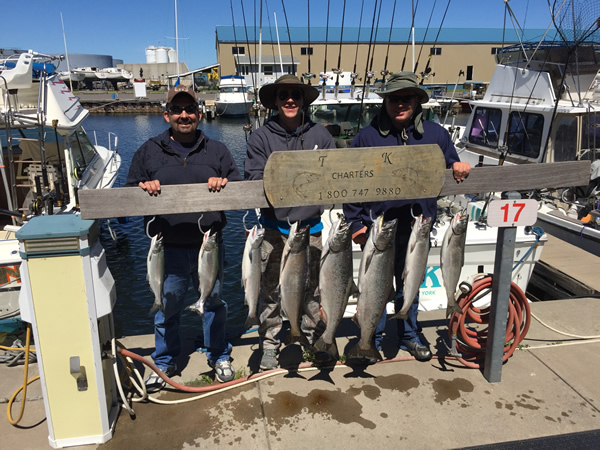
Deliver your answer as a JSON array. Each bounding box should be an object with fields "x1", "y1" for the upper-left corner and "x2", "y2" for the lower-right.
[{"x1": 245, "y1": 75, "x2": 336, "y2": 370}]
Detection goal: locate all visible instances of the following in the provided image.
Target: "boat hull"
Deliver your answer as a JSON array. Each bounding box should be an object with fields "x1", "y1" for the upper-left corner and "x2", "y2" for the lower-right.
[{"x1": 215, "y1": 101, "x2": 252, "y2": 117}]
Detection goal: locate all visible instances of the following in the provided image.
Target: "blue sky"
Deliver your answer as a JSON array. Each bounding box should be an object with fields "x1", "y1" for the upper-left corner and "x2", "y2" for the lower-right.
[{"x1": 2, "y1": 0, "x2": 558, "y2": 70}]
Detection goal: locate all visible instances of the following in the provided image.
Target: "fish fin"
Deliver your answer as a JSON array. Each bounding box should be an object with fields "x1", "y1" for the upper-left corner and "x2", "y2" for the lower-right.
[
  {"x1": 313, "y1": 337, "x2": 339, "y2": 362},
  {"x1": 319, "y1": 306, "x2": 327, "y2": 324},
  {"x1": 364, "y1": 248, "x2": 376, "y2": 272},
  {"x1": 346, "y1": 342, "x2": 381, "y2": 365},
  {"x1": 349, "y1": 280, "x2": 359, "y2": 297},
  {"x1": 244, "y1": 315, "x2": 260, "y2": 330},
  {"x1": 388, "y1": 312, "x2": 408, "y2": 320},
  {"x1": 351, "y1": 312, "x2": 359, "y2": 328},
  {"x1": 314, "y1": 286, "x2": 320, "y2": 298}
]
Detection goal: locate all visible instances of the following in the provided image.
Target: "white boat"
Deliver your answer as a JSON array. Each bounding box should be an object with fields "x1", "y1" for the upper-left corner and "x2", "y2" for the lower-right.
[
  {"x1": 451, "y1": 41, "x2": 600, "y2": 257},
  {"x1": 58, "y1": 71, "x2": 86, "y2": 83},
  {"x1": 0, "y1": 50, "x2": 122, "y2": 319},
  {"x1": 72, "y1": 66, "x2": 133, "y2": 81},
  {"x1": 215, "y1": 75, "x2": 253, "y2": 117}
]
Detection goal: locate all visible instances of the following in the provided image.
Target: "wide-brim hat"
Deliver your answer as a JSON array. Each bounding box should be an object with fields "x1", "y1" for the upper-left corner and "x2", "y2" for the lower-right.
[
  {"x1": 166, "y1": 85, "x2": 197, "y2": 105},
  {"x1": 259, "y1": 75, "x2": 319, "y2": 109},
  {"x1": 375, "y1": 72, "x2": 429, "y2": 104}
]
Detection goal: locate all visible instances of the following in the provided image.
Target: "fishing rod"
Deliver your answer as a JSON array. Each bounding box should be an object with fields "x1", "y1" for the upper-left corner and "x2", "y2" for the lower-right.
[
  {"x1": 279, "y1": 0, "x2": 297, "y2": 76},
  {"x1": 333, "y1": 0, "x2": 347, "y2": 100},
  {"x1": 302, "y1": 0, "x2": 315, "y2": 85},
  {"x1": 264, "y1": 1, "x2": 279, "y2": 79},
  {"x1": 419, "y1": 0, "x2": 451, "y2": 85},
  {"x1": 350, "y1": 0, "x2": 365, "y2": 99},
  {"x1": 413, "y1": 0, "x2": 437, "y2": 74},
  {"x1": 367, "y1": 0, "x2": 384, "y2": 78},
  {"x1": 381, "y1": 0, "x2": 398, "y2": 80},
  {"x1": 401, "y1": 0, "x2": 419, "y2": 71},
  {"x1": 321, "y1": 0, "x2": 331, "y2": 99}
]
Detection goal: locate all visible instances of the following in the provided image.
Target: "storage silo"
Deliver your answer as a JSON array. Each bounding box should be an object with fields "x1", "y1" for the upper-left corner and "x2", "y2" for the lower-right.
[
  {"x1": 155, "y1": 47, "x2": 169, "y2": 64},
  {"x1": 168, "y1": 48, "x2": 177, "y2": 63},
  {"x1": 145, "y1": 46, "x2": 157, "y2": 64}
]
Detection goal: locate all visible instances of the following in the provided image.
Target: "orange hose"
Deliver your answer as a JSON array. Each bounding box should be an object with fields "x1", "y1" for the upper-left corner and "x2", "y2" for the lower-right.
[{"x1": 448, "y1": 275, "x2": 531, "y2": 369}]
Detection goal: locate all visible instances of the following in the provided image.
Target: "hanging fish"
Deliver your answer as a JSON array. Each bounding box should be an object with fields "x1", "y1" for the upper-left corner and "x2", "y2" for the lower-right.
[
  {"x1": 242, "y1": 224, "x2": 265, "y2": 329},
  {"x1": 147, "y1": 233, "x2": 165, "y2": 314},
  {"x1": 187, "y1": 229, "x2": 219, "y2": 315},
  {"x1": 393, "y1": 215, "x2": 432, "y2": 321},
  {"x1": 313, "y1": 215, "x2": 357, "y2": 362},
  {"x1": 441, "y1": 209, "x2": 469, "y2": 317},
  {"x1": 279, "y1": 222, "x2": 311, "y2": 348},
  {"x1": 347, "y1": 215, "x2": 397, "y2": 364}
]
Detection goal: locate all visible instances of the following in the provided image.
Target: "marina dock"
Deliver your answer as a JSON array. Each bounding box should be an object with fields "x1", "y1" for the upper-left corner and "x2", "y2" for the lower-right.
[{"x1": 1, "y1": 235, "x2": 599, "y2": 449}]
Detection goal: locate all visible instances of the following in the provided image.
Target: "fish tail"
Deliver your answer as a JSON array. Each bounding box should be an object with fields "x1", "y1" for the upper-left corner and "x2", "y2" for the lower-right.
[
  {"x1": 446, "y1": 301, "x2": 463, "y2": 317},
  {"x1": 285, "y1": 330, "x2": 311, "y2": 348},
  {"x1": 312, "y1": 337, "x2": 339, "y2": 362},
  {"x1": 244, "y1": 314, "x2": 260, "y2": 330},
  {"x1": 186, "y1": 302, "x2": 204, "y2": 316},
  {"x1": 346, "y1": 342, "x2": 382, "y2": 365}
]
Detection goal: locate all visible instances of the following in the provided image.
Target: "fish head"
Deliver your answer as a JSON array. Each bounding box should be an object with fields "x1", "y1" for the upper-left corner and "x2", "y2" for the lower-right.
[
  {"x1": 202, "y1": 229, "x2": 218, "y2": 250},
  {"x1": 417, "y1": 215, "x2": 433, "y2": 239},
  {"x1": 328, "y1": 217, "x2": 352, "y2": 252},
  {"x1": 287, "y1": 223, "x2": 310, "y2": 252},
  {"x1": 250, "y1": 225, "x2": 265, "y2": 248},
  {"x1": 373, "y1": 216, "x2": 397, "y2": 251},
  {"x1": 451, "y1": 209, "x2": 469, "y2": 234}
]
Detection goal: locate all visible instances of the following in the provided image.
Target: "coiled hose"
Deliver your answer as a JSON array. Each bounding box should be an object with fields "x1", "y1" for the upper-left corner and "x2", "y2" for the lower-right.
[{"x1": 448, "y1": 274, "x2": 531, "y2": 369}]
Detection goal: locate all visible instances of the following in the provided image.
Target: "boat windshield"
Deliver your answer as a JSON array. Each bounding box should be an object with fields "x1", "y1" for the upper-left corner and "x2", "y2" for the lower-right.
[
  {"x1": 66, "y1": 129, "x2": 98, "y2": 174},
  {"x1": 220, "y1": 87, "x2": 246, "y2": 94},
  {"x1": 468, "y1": 107, "x2": 502, "y2": 148},
  {"x1": 507, "y1": 112, "x2": 544, "y2": 159},
  {"x1": 308, "y1": 103, "x2": 382, "y2": 137}
]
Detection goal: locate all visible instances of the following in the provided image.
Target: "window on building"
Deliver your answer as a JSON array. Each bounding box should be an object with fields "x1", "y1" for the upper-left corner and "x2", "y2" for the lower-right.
[
  {"x1": 264, "y1": 65, "x2": 273, "y2": 76},
  {"x1": 507, "y1": 112, "x2": 545, "y2": 159},
  {"x1": 491, "y1": 47, "x2": 503, "y2": 55},
  {"x1": 301, "y1": 47, "x2": 313, "y2": 56},
  {"x1": 232, "y1": 47, "x2": 245, "y2": 55},
  {"x1": 469, "y1": 107, "x2": 502, "y2": 148},
  {"x1": 429, "y1": 47, "x2": 442, "y2": 56}
]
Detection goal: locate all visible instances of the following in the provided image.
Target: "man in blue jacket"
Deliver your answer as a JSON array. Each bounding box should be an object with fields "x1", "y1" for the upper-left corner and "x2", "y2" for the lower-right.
[
  {"x1": 126, "y1": 85, "x2": 242, "y2": 390},
  {"x1": 343, "y1": 72, "x2": 470, "y2": 361},
  {"x1": 245, "y1": 75, "x2": 336, "y2": 370}
]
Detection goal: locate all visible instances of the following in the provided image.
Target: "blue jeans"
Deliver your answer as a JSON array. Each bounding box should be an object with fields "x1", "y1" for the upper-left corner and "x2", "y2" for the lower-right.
[
  {"x1": 152, "y1": 242, "x2": 231, "y2": 371},
  {"x1": 374, "y1": 233, "x2": 422, "y2": 349}
]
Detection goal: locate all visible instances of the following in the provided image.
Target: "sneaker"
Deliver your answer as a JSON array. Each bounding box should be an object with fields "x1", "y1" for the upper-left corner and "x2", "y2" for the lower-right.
[
  {"x1": 260, "y1": 349, "x2": 278, "y2": 371},
  {"x1": 400, "y1": 338, "x2": 432, "y2": 361},
  {"x1": 145, "y1": 365, "x2": 177, "y2": 393},
  {"x1": 210, "y1": 359, "x2": 235, "y2": 383}
]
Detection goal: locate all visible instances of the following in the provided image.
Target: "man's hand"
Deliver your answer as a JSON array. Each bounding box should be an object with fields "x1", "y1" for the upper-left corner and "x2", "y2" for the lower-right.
[
  {"x1": 452, "y1": 162, "x2": 471, "y2": 182},
  {"x1": 352, "y1": 226, "x2": 368, "y2": 247},
  {"x1": 208, "y1": 177, "x2": 228, "y2": 192},
  {"x1": 139, "y1": 180, "x2": 161, "y2": 196}
]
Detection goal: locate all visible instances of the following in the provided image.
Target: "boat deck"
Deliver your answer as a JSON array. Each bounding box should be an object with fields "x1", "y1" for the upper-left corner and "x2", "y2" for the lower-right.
[{"x1": 1, "y1": 238, "x2": 600, "y2": 448}]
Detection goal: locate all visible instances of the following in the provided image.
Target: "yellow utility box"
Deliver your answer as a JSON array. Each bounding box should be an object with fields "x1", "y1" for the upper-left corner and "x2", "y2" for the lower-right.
[{"x1": 17, "y1": 215, "x2": 119, "y2": 448}]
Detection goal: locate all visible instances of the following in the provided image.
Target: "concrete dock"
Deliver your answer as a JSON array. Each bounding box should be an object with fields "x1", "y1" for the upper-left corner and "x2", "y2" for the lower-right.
[{"x1": 1, "y1": 236, "x2": 599, "y2": 449}]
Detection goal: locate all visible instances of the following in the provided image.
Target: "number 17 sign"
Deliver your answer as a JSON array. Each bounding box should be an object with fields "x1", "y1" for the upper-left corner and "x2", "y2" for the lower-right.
[{"x1": 487, "y1": 199, "x2": 538, "y2": 228}]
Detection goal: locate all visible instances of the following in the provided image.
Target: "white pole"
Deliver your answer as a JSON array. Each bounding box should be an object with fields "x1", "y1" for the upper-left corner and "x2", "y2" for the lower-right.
[
  {"x1": 175, "y1": 0, "x2": 180, "y2": 78},
  {"x1": 258, "y1": 0, "x2": 263, "y2": 87},
  {"x1": 60, "y1": 12, "x2": 73, "y2": 90},
  {"x1": 274, "y1": 12, "x2": 284, "y2": 74}
]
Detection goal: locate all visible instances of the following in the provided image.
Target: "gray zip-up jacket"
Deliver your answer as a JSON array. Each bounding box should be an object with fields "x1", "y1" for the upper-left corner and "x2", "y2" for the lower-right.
[{"x1": 245, "y1": 114, "x2": 335, "y2": 225}]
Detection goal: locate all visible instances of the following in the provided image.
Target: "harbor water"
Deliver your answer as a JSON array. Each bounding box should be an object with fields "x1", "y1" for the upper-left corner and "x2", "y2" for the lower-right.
[{"x1": 86, "y1": 112, "x2": 471, "y2": 340}]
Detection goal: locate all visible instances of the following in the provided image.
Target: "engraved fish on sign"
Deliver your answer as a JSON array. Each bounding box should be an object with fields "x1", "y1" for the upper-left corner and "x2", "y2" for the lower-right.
[
  {"x1": 392, "y1": 167, "x2": 419, "y2": 187},
  {"x1": 293, "y1": 172, "x2": 321, "y2": 199}
]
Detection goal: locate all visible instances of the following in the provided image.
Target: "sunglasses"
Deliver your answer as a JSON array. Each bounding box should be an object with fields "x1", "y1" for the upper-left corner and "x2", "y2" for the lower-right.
[
  {"x1": 387, "y1": 95, "x2": 416, "y2": 104},
  {"x1": 168, "y1": 104, "x2": 199, "y2": 115},
  {"x1": 278, "y1": 89, "x2": 303, "y2": 101}
]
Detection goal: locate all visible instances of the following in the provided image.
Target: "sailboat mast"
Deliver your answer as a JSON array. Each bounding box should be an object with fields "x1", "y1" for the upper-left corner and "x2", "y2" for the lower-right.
[
  {"x1": 412, "y1": 0, "x2": 415, "y2": 72},
  {"x1": 274, "y1": 12, "x2": 284, "y2": 74},
  {"x1": 258, "y1": 0, "x2": 263, "y2": 87},
  {"x1": 175, "y1": 0, "x2": 180, "y2": 78}
]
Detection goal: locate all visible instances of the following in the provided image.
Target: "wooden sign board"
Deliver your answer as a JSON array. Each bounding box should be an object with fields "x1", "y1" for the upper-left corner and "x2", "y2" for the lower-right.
[{"x1": 263, "y1": 145, "x2": 446, "y2": 208}]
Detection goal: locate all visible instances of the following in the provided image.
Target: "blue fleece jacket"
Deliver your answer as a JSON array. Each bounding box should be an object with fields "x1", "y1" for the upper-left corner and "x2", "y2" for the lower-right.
[
  {"x1": 343, "y1": 114, "x2": 460, "y2": 237},
  {"x1": 126, "y1": 128, "x2": 242, "y2": 246}
]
